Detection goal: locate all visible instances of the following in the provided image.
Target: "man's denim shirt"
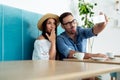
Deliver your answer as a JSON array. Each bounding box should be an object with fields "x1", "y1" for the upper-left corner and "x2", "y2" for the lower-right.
[{"x1": 57, "y1": 26, "x2": 96, "y2": 60}]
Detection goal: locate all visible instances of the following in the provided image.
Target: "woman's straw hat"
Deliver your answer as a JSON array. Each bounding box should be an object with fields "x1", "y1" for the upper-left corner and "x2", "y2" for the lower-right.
[{"x1": 37, "y1": 13, "x2": 59, "y2": 30}]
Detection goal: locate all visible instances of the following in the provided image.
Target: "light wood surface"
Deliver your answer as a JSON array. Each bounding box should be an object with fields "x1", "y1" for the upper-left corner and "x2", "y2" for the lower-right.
[
  {"x1": 0, "y1": 60, "x2": 120, "y2": 80},
  {"x1": 115, "y1": 55, "x2": 120, "y2": 57},
  {"x1": 63, "y1": 57, "x2": 120, "y2": 64}
]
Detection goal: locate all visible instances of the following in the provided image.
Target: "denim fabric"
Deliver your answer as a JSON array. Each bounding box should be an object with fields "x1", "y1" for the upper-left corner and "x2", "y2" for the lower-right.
[
  {"x1": 110, "y1": 72, "x2": 117, "y2": 78},
  {"x1": 57, "y1": 26, "x2": 96, "y2": 60}
]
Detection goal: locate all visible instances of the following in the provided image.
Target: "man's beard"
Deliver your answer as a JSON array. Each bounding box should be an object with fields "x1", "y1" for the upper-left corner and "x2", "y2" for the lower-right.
[
  {"x1": 67, "y1": 30, "x2": 76, "y2": 35},
  {"x1": 70, "y1": 29, "x2": 76, "y2": 34}
]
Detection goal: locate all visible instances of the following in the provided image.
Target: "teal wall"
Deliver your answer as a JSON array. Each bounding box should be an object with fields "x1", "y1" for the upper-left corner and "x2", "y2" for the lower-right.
[
  {"x1": 0, "y1": 5, "x2": 2, "y2": 60},
  {"x1": 4, "y1": 5, "x2": 23, "y2": 60},
  {"x1": 0, "y1": 5, "x2": 64, "y2": 61},
  {"x1": 22, "y1": 11, "x2": 41, "y2": 60},
  {"x1": 0, "y1": 5, "x2": 42, "y2": 61}
]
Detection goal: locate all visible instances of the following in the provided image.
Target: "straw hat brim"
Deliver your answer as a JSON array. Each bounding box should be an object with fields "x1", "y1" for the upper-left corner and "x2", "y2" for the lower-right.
[{"x1": 37, "y1": 13, "x2": 59, "y2": 31}]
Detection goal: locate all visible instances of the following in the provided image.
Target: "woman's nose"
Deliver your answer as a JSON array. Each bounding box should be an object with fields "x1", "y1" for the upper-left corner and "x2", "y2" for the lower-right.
[{"x1": 51, "y1": 24, "x2": 55, "y2": 28}]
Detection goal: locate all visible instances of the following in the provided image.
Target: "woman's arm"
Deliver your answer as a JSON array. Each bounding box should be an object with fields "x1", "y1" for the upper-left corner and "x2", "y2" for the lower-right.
[{"x1": 46, "y1": 29, "x2": 56, "y2": 60}]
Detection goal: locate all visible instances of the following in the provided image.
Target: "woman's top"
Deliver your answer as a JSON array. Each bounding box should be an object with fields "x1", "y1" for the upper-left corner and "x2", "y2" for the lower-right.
[{"x1": 32, "y1": 39, "x2": 51, "y2": 60}]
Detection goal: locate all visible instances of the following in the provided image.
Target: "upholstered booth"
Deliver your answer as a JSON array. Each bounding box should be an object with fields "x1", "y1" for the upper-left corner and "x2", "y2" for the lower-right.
[
  {"x1": 0, "y1": 5, "x2": 42, "y2": 61},
  {"x1": 0, "y1": 4, "x2": 64, "y2": 61}
]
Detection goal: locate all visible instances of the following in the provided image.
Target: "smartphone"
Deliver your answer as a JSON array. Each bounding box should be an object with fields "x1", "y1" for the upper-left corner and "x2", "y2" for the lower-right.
[{"x1": 91, "y1": 15, "x2": 105, "y2": 24}]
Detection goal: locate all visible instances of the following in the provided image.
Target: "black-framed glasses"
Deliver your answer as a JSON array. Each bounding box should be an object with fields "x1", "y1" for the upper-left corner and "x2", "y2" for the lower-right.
[{"x1": 63, "y1": 19, "x2": 77, "y2": 26}]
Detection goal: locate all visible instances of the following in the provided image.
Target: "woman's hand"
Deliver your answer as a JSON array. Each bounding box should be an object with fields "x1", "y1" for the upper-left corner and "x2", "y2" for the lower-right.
[
  {"x1": 46, "y1": 28, "x2": 56, "y2": 60},
  {"x1": 46, "y1": 28, "x2": 56, "y2": 43}
]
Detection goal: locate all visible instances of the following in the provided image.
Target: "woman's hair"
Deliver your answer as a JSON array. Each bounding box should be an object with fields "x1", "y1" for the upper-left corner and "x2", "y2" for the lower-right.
[{"x1": 42, "y1": 18, "x2": 57, "y2": 40}]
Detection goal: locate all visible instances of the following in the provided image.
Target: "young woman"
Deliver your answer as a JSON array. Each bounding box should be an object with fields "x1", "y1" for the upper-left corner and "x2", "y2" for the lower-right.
[{"x1": 32, "y1": 13, "x2": 59, "y2": 60}]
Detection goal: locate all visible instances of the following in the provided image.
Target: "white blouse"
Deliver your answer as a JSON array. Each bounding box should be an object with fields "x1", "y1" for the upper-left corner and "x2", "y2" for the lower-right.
[{"x1": 32, "y1": 39, "x2": 51, "y2": 60}]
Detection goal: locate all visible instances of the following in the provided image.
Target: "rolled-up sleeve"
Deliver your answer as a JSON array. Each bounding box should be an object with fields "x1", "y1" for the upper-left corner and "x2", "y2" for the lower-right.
[{"x1": 57, "y1": 36, "x2": 71, "y2": 57}]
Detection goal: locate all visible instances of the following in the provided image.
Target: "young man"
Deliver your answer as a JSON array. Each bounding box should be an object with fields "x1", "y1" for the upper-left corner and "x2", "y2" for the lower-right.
[{"x1": 57, "y1": 12, "x2": 108, "y2": 60}]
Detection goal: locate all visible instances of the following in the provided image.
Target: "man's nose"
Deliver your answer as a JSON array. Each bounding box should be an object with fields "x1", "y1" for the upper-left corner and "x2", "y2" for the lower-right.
[{"x1": 70, "y1": 23, "x2": 75, "y2": 28}]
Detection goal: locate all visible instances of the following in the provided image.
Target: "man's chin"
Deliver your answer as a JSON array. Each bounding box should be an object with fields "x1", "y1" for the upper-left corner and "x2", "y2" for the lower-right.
[
  {"x1": 71, "y1": 30, "x2": 76, "y2": 34},
  {"x1": 70, "y1": 32, "x2": 76, "y2": 34}
]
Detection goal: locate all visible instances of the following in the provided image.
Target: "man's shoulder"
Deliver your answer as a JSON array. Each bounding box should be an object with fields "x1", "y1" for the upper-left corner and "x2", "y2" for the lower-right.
[
  {"x1": 77, "y1": 26, "x2": 92, "y2": 32},
  {"x1": 57, "y1": 32, "x2": 67, "y2": 40},
  {"x1": 77, "y1": 26, "x2": 84, "y2": 29},
  {"x1": 57, "y1": 32, "x2": 65, "y2": 37}
]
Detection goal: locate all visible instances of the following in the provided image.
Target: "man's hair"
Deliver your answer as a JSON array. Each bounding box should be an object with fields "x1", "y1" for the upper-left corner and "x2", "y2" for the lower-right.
[{"x1": 59, "y1": 12, "x2": 73, "y2": 24}]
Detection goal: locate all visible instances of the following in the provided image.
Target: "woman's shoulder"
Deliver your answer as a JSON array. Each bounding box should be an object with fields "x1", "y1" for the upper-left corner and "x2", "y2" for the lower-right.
[
  {"x1": 37, "y1": 35, "x2": 45, "y2": 40},
  {"x1": 33, "y1": 35, "x2": 50, "y2": 46},
  {"x1": 35, "y1": 36, "x2": 49, "y2": 43}
]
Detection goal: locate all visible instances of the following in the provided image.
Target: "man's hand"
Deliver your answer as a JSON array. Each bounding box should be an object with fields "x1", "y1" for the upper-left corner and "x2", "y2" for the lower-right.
[
  {"x1": 84, "y1": 53, "x2": 108, "y2": 59},
  {"x1": 93, "y1": 12, "x2": 108, "y2": 35}
]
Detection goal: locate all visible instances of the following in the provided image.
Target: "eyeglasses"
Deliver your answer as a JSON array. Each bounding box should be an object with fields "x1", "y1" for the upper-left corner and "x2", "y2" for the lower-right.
[{"x1": 63, "y1": 19, "x2": 77, "y2": 26}]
